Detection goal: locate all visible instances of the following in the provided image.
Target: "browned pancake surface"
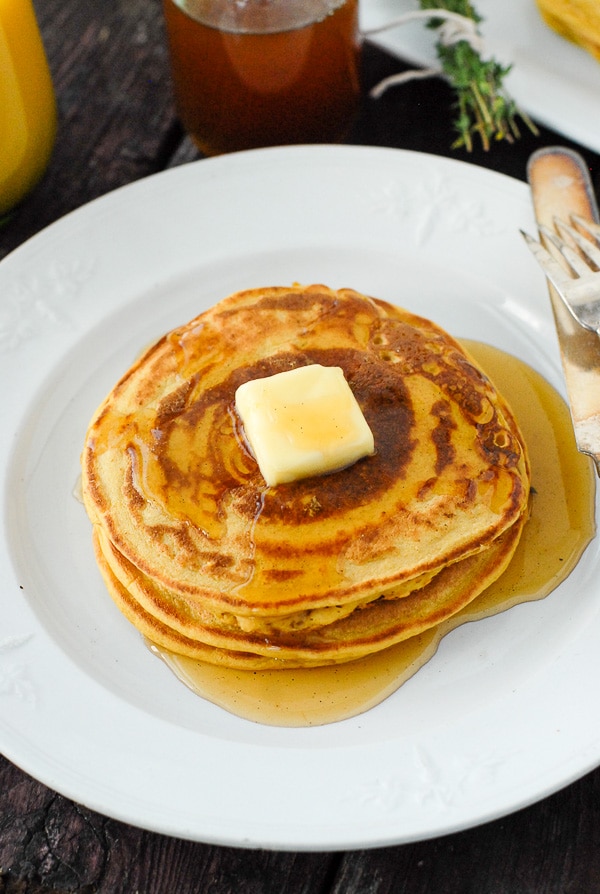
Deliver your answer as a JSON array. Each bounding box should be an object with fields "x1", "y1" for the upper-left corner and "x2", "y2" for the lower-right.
[{"x1": 82, "y1": 285, "x2": 530, "y2": 629}]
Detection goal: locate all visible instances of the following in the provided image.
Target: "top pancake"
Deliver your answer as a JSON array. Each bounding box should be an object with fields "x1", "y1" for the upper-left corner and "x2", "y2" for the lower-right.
[{"x1": 81, "y1": 285, "x2": 529, "y2": 617}]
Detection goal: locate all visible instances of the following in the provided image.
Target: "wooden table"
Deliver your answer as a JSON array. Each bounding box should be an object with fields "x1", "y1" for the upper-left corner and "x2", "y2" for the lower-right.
[{"x1": 2, "y1": 2, "x2": 600, "y2": 891}]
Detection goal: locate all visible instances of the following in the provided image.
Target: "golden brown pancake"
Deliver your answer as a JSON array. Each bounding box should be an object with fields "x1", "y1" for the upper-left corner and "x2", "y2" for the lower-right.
[
  {"x1": 535, "y1": 0, "x2": 600, "y2": 61},
  {"x1": 81, "y1": 285, "x2": 530, "y2": 667},
  {"x1": 93, "y1": 515, "x2": 526, "y2": 668}
]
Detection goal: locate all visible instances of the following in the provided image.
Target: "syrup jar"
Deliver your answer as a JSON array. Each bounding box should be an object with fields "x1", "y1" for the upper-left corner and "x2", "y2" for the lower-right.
[{"x1": 162, "y1": 0, "x2": 361, "y2": 155}]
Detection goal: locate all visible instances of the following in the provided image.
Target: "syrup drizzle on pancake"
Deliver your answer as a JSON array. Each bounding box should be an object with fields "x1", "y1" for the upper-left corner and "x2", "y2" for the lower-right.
[{"x1": 83, "y1": 287, "x2": 530, "y2": 627}]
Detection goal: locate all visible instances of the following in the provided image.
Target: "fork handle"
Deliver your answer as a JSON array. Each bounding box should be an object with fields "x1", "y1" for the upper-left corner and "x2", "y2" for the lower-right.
[
  {"x1": 528, "y1": 147, "x2": 599, "y2": 228},
  {"x1": 528, "y1": 147, "x2": 600, "y2": 476}
]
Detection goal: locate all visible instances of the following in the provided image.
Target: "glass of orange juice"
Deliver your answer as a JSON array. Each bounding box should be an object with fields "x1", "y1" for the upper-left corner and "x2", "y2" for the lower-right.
[
  {"x1": 162, "y1": 0, "x2": 361, "y2": 156},
  {"x1": 0, "y1": 0, "x2": 57, "y2": 218}
]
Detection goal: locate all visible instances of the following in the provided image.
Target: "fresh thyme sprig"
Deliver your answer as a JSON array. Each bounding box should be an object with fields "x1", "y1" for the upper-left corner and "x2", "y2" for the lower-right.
[{"x1": 419, "y1": 0, "x2": 538, "y2": 151}]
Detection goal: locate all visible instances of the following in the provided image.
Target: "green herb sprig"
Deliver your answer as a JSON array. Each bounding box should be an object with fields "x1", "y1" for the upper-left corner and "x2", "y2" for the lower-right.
[{"x1": 419, "y1": 0, "x2": 538, "y2": 151}]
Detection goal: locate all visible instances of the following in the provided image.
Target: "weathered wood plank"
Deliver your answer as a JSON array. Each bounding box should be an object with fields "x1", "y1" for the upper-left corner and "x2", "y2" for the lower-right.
[
  {"x1": 5, "y1": 750, "x2": 600, "y2": 893},
  {"x1": 0, "y1": 0, "x2": 180, "y2": 261},
  {"x1": 0, "y1": 756, "x2": 336, "y2": 894},
  {"x1": 331, "y1": 767, "x2": 600, "y2": 894}
]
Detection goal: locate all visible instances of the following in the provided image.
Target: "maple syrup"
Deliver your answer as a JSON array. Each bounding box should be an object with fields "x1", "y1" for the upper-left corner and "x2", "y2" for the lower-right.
[
  {"x1": 151, "y1": 343, "x2": 596, "y2": 725},
  {"x1": 162, "y1": 0, "x2": 360, "y2": 155}
]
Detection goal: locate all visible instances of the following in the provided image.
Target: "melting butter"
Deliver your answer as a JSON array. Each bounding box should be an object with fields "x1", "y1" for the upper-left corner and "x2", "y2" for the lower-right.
[
  {"x1": 151, "y1": 343, "x2": 596, "y2": 727},
  {"x1": 234, "y1": 364, "x2": 374, "y2": 486}
]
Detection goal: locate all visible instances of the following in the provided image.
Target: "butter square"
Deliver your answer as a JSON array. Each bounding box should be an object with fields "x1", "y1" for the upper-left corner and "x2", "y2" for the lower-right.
[{"x1": 235, "y1": 364, "x2": 374, "y2": 486}]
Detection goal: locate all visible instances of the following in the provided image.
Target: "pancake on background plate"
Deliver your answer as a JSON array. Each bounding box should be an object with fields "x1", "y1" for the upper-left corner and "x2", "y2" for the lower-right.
[
  {"x1": 535, "y1": 0, "x2": 600, "y2": 61},
  {"x1": 81, "y1": 285, "x2": 530, "y2": 669}
]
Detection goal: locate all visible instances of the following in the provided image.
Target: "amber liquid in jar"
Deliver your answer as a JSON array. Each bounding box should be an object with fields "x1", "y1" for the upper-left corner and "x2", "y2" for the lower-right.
[
  {"x1": 151, "y1": 344, "x2": 597, "y2": 726},
  {"x1": 162, "y1": 0, "x2": 361, "y2": 155}
]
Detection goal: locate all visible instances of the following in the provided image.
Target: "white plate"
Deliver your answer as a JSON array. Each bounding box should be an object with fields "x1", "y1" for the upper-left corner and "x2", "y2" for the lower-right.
[
  {"x1": 362, "y1": 0, "x2": 600, "y2": 154},
  {"x1": 1, "y1": 146, "x2": 599, "y2": 851}
]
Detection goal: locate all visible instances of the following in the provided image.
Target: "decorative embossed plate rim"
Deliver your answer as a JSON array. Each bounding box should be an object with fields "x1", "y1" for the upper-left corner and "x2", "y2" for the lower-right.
[
  {"x1": 1, "y1": 146, "x2": 599, "y2": 851},
  {"x1": 362, "y1": 0, "x2": 600, "y2": 154}
]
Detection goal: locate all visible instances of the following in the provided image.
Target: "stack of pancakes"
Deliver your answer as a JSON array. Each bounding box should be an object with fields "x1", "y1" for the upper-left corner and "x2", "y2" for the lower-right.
[{"x1": 81, "y1": 285, "x2": 530, "y2": 669}]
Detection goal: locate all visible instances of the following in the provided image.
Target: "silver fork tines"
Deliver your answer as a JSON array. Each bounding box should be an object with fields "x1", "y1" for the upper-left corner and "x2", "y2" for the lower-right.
[
  {"x1": 521, "y1": 216, "x2": 600, "y2": 336},
  {"x1": 553, "y1": 217, "x2": 600, "y2": 273}
]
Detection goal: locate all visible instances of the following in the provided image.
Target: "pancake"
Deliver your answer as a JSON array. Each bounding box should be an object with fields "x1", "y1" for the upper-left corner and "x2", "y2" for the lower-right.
[
  {"x1": 93, "y1": 513, "x2": 526, "y2": 668},
  {"x1": 81, "y1": 284, "x2": 530, "y2": 668},
  {"x1": 535, "y1": 0, "x2": 600, "y2": 61}
]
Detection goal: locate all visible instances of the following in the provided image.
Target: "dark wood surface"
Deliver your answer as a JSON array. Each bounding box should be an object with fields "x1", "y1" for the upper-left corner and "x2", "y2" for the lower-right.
[{"x1": 2, "y1": 1, "x2": 600, "y2": 891}]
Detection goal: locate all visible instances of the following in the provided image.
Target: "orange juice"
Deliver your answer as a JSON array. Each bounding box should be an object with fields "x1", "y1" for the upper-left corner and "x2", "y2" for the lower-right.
[
  {"x1": 0, "y1": 0, "x2": 56, "y2": 216},
  {"x1": 162, "y1": 0, "x2": 360, "y2": 155}
]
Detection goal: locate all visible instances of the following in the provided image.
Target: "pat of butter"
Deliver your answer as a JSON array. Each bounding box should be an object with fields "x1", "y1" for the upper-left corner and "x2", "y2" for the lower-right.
[{"x1": 235, "y1": 364, "x2": 375, "y2": 486}]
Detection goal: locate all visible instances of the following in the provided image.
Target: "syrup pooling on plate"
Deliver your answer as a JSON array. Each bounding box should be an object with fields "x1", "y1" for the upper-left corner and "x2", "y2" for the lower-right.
[{"x1": 151, "y1": 342, "x2": 596, "y2": 726}]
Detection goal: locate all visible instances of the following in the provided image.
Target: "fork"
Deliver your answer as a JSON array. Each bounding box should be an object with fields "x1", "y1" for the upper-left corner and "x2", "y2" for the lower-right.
[{"x1": 521, "y1": 214, "x2": 600, "y2": 336}]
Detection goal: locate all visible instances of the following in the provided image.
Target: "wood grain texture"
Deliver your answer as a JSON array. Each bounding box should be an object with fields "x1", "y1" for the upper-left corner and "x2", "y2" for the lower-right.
[
  {"x1": 332, "y1": 768, "x2": 600, "y2": 894},
  {"x1": 0, "y1": 757, "x2": 337, "y2": 894},
  {"x1": 0, "y1": 0, "x2": 182, "y2": 261},
  {"x1": 4, "y1": 752, "x2": 600, "y2": 893},
  {"x1": 2, "y1": 1, "x2": 600, "y2": 892}
]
